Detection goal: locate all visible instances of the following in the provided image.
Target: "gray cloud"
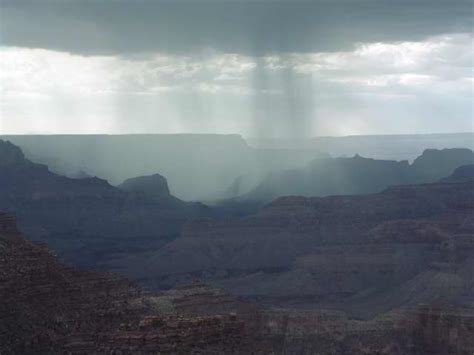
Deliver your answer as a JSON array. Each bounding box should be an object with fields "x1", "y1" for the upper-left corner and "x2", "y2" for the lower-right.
[
  {"x1": 1, "y1": 33, "x2": 472, "y2": 136},
  {"x1": 1, "y1": 0, "x2": 472, "y2": 56}
]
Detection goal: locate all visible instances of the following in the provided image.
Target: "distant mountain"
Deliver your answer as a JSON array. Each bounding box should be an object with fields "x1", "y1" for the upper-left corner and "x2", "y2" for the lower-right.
[
  {"x1": 4, "y1": 133, "x2": 472, "y2": 200},
  {"x1": 240, "y1": 148, "x2": 474, "y2": 203},
  {"x1": 0, "y1": 140, "x2": 210, "y2": 269},
  {"x1": 440, "y1": 165, "x2": 474, "y2": 183},
  {"x1": 411, "y1": 148, "x2": 474, "y2": 181},
  {"x1": 1, "y1": 134, "x2": 326, "y2": 200},
  {"x1": 117, "y1": 173, "x2": 188, "y2": 206},
  {"x1": 119, "y1": 173, "x2": 171, "y2": 196},
  {"x1": 248, "y1": 132, "x2": 474, "y2": 161}
]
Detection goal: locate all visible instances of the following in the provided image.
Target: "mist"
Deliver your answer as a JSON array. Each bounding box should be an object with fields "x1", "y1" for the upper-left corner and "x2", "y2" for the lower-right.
[{"x1": 1, "y1": 133, "x2": 472, "y2": 201}]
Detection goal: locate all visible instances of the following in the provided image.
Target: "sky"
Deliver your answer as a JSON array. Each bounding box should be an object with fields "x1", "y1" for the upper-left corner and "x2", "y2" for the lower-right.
[{"x1": 0, "y1": 0, "x2": 472, "y2": 137}]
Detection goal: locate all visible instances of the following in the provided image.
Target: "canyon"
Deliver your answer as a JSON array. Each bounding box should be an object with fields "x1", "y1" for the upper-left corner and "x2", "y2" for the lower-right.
[
  {"x1": 0, "y1": 139, "x2": 473, "y2": 352},
  {"x1": 125, "y1": 169, "x2": 474, "y2": 320},
  {"x1": 1, "y1": 211, "x2": 472, "y2": 354}
]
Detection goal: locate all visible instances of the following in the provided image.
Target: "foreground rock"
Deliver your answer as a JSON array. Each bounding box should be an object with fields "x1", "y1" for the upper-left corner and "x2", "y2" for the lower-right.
[
  {"x1": 2, "y1": 211, "x2": 472, "y2": 354},
  {"x1": 0, "y1": 212, "x2": 253, "y2": 353}
]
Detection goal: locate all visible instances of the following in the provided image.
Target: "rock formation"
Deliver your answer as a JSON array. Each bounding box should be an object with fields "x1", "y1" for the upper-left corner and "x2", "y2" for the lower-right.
[
  {"x1": 411, "y1": 148, "x2": 474, "y2": 181},
  {"x1": 440, "y1": 164, "x2": 474, "y2": 183},
  {"x1": 2, "y1": 210, "x2": 472, "y2": 354},
  {"x1": 240, "y1": 148, "x2": 474, "y2": 203},
  {"x1": 0, "y1": 139, "x2": 210, "y2": 270},
  {"x1": 0, "y1": 211, "x2": 254, "y2": 354},
  {"x1": 127, "y1": 173, "x2": 474, "y2": 319},
  {"x1": 118, "y1": 173, "x2": 171, "y2": 197},
  {"x1": 1, "y1": 134, "x2": 328, "y2": 200}
]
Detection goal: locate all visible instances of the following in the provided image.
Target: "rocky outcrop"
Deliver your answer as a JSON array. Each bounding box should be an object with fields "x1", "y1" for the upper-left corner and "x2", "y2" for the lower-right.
[
  {"x1": 440, "y1": 164, "x2": 474, "y2": 183},
  {"x1": 118, "y1": 173, "x2": 171, "y2": 197},
  {"x1": 0, "y1": 212, "x2": 17, "y2": 234},
  {"x1": 0, "y1": 211, "x2": 257, "y2": 354},
  {"x1": 254, "y1": 306, "x2": 474, "y2": 354},
  {"x1": 0, "y1": 140, "x2": 27, "y2": 167},
  {"x1": 413, "y1": 305, "x2": 474, "y2": 354}
]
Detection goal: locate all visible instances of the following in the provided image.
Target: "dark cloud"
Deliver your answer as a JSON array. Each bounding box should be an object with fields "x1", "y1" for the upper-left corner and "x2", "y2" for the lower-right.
[{"x1": 1, "y1": 0, "x2": 472, "y2": 56}]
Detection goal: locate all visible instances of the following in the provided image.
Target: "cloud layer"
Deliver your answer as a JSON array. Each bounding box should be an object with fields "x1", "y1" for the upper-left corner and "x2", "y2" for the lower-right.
[
  {"x1": 1, "y1": 0, "x2": 472, "y2": 55},
  {"x1": 1, "y1": 33, "x2": 472, "y2": 136}
]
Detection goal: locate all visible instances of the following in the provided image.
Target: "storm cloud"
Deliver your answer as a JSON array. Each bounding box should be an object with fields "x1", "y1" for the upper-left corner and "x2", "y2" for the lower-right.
[
  {"x1": 0, "y1": 0, "x2": 472, "y2": 136},
  {"x1": 1, "y1": 0, "x2": 472, "y2": 55}
]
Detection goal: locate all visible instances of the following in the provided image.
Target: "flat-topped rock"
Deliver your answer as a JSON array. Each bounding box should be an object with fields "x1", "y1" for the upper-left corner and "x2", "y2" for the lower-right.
[{"x1": 118, "y1": 173, "x2": 171, "y2": 198}]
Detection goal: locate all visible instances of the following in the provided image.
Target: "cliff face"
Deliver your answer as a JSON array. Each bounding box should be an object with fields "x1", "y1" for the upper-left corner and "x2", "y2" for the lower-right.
[
  {"x1": 0, "y1": 212, "x2": 17, "y2": 234},
  {"x1": 118, "y1": 173, "x2": 171, "y2": 197},
  {"x1": 2, "y1": 211, "x2": 472, "y2": 354},
  {"x1": 411, "y1": 148, "x2": 474, "y2": 181},
  {"x1": 0, "y1": 140, "x2": 210, "y2": 270},
  {"x1": 0, "y1": 211, "x2": 254, "y2": 354},
  {"x1": 130, "y1": 177, "x2": 474, "y2": 318}
]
